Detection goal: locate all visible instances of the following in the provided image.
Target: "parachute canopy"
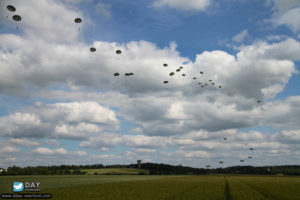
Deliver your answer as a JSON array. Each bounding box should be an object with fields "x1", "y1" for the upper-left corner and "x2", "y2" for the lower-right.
[
  {"x1": 180, "y1": 66, "x2": 183, "y2": 69},
  {"x1": 169, "y1": 72, "x2": 175, "y2": 76},
  {"x1": 163, "y1": 63, "x2": 168, "y2": 67},
  {"x1": 116, "y1": 50, "x2": 122, "y2": 54},
  {"x1": 163, "y1": 81, "x2": 168, "y2": 84},
  {"x1": 114, "y1": 73, "x2": 120, "y2": 76},
  {"x1": 219, "y1": 85, "x2": 222, "y2": 88},
  {"x1": 7, "y1": 5, "x2": 16, "y2": 12},
  {"x1": 90, "y1": 47, "x2": 96, "y2": 52},
  {"x1": 12, "y1": 15, "x2": 21, "y2": 21},
  {"x1": 182, "y1": 74, "x2": 186, "y2": 76},
  {"x1": 200, "y1": 71, "x2": 203, "y2": 74},
  {"x1": 193, "y1": 77, "x2": 197, "y2": 80},
  {"x1": 74, "y1": 18, "x2": 82, "y2": 23},
  {"x1": 224, "y1": 138, "x2": 227, "y2": 140},
  {"x1": 176, "y1": 69, "x2": 180, "y2": 72}
]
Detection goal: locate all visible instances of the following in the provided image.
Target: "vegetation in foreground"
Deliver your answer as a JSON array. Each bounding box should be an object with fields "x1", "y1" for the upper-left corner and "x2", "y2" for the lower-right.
[{"x1": 1, "y1": 175, "x2": 300, "y2": 200}]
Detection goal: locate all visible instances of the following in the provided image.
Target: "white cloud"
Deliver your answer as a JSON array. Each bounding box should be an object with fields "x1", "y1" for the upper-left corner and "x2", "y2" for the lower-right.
[
  {"x1": 10, "y1": 138, "x2": 40, "y2": 147},
  {"x1": 0, "y1": 146, "x2": 20, "y2": 153},
  {"x1": 153, "y1": 0, "x2": 211, "y2": 12},
  {"x1": 32, "y1": 147, "x2": 68, "y2": 155},
  {"x1": 55, "y1": 122, "x2": 101, "y2": 140},
  {"x1": 267, "y1": 0, "x2": 300, "y2": 32},
  {"x1": 31, "y1": 101, "x2": 118, "y2": 125},
  {"x1": 0, "y1": 113, "x2": 52, "y2": 138},
  {"x1": 232, "y1": 29, "x2": 250, "y2": 43}
]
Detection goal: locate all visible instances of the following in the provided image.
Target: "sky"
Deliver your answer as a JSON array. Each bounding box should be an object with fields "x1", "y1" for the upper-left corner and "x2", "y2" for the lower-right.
[{"x1": 0, "y1": 0, "x2": 300, "y2": 169}]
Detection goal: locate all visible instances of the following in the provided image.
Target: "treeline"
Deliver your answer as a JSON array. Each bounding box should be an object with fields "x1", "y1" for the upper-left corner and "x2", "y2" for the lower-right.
[
  {"x1": 136, "y1": 163, "x2": 300, "y2": 175},
  {"x1": 1, "y1": 163, "x2": 300, "y2": 176}
]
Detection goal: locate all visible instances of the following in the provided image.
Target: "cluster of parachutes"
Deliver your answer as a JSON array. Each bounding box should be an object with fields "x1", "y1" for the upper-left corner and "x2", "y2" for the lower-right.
[
  {"x1": 6, "y1": 5, "x2": 22, "y2": 29},
  {"x1": 210, "y1": 139, "x2": 255, "y2": 168},
  {"x1": 161, "y1": 63, "x2": 222, "y2": 89}
]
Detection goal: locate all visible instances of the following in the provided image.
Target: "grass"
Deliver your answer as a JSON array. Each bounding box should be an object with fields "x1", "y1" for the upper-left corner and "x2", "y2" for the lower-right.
[{"x1": 1, "y1": 175, "x2": 300, "y2": 200}]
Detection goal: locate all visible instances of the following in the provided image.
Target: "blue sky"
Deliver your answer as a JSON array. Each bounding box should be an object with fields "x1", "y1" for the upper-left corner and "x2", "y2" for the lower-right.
[{"x1": 0, "y1": 0, "x2": 300, "y2": 168}]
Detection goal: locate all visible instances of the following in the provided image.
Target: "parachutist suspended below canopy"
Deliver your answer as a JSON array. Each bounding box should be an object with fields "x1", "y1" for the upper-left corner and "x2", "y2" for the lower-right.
[
  {"x1": 12, "y1": 15, "x2": 21, "y2": 21},
  {"x1": 7, "y1": 5, "x2": 16, "y2": 12}
]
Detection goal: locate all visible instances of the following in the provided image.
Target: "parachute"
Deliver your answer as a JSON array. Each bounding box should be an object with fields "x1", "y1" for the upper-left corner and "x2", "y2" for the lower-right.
[
  {"x1": 12, "y1": 15, "x2": 21, "y2": 21},
  {"x1": 163, "y1": 81, "x2": 168, "y2": 84},
  {"x1": 193, "y1": 77, "x2": 197, "y2": 80},
  {"x1": 74, "y1": 18, "x2": 82, "y2": 23},
  {"x1": 182, "y1": 74, "x2": 186, "y2": 77},
  {"x1": 116, "y1": 50, "x2": 122, "y2": 54},
  {"x1": 114, "y1": 73, "x2": 120, "y2": 76},
  {"x1": 163, "y1": 63, "x2": 168, "y2": 67},
  {"x1": 176, "y1": 69, "x2": 180, "y2": 72},
  {"x1": 169, "y1": 72, "x2": 175, "y2": 76},
  {"x1": 90, "y1": 47, "x2": 96, "y2": 52},
  {"x1": 200, "y1": 72, "x2": 203, "y2": 74},
  {"x1": 7, "y1": 5, "x2": 16, "y2": 12},
  {"x1": 219, "y1": 85, "x2": 222, "y2": 88}
]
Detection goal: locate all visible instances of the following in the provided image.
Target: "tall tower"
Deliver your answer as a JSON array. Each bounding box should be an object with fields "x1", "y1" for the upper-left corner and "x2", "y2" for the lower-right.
[{"x1": 137, "y1": 160, "x2": 142, "y2": 168}]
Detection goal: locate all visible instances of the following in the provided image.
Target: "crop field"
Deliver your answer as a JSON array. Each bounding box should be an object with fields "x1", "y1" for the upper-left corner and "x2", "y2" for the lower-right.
[{"x1": 1, "y1": 175, "x2": 299, "y2": 200}]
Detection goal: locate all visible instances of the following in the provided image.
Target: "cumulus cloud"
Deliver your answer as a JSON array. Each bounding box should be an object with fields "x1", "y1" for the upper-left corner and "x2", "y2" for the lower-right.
[
  {"x1": 9, "y1": 138, "x2": 40, "y2": 147},
  {"x1": 0, "y1": 101, "x2": 118, "y2": 139},
  {"x1": 32, "y1": 147, "x2": 68, "y2": 155},
  {"x1": 0, "y1": 113, "x2": 52, "y2": 138},
  {"x1": 267, "y1": 0, "x2": 300, "y2": 32},
  {"x1": 153, "y1": 0, "x2": 211, "y2": 12}
]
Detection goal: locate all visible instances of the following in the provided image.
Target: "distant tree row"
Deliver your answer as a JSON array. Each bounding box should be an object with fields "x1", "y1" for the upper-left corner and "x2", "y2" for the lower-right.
[{"x1": 1, "y1": 163, "x2": 300, "y2": 176}]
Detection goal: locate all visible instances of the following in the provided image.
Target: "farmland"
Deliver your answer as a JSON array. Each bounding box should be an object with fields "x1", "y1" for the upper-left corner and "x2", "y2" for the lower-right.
[{"x1": 1, "y1": 175, "x2": 299, "y2": 200}]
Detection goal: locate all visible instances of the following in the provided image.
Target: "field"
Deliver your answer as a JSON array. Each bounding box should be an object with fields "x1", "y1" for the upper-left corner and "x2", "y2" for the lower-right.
[{"x1": 1, "y1": 175, "x2": 300, "y2": 200}]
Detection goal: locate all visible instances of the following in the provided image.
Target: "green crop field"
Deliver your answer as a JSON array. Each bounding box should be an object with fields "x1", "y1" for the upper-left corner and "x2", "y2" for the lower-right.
[{"x1": 1, "y1": 175, "x2": 300, "y2": 200}]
